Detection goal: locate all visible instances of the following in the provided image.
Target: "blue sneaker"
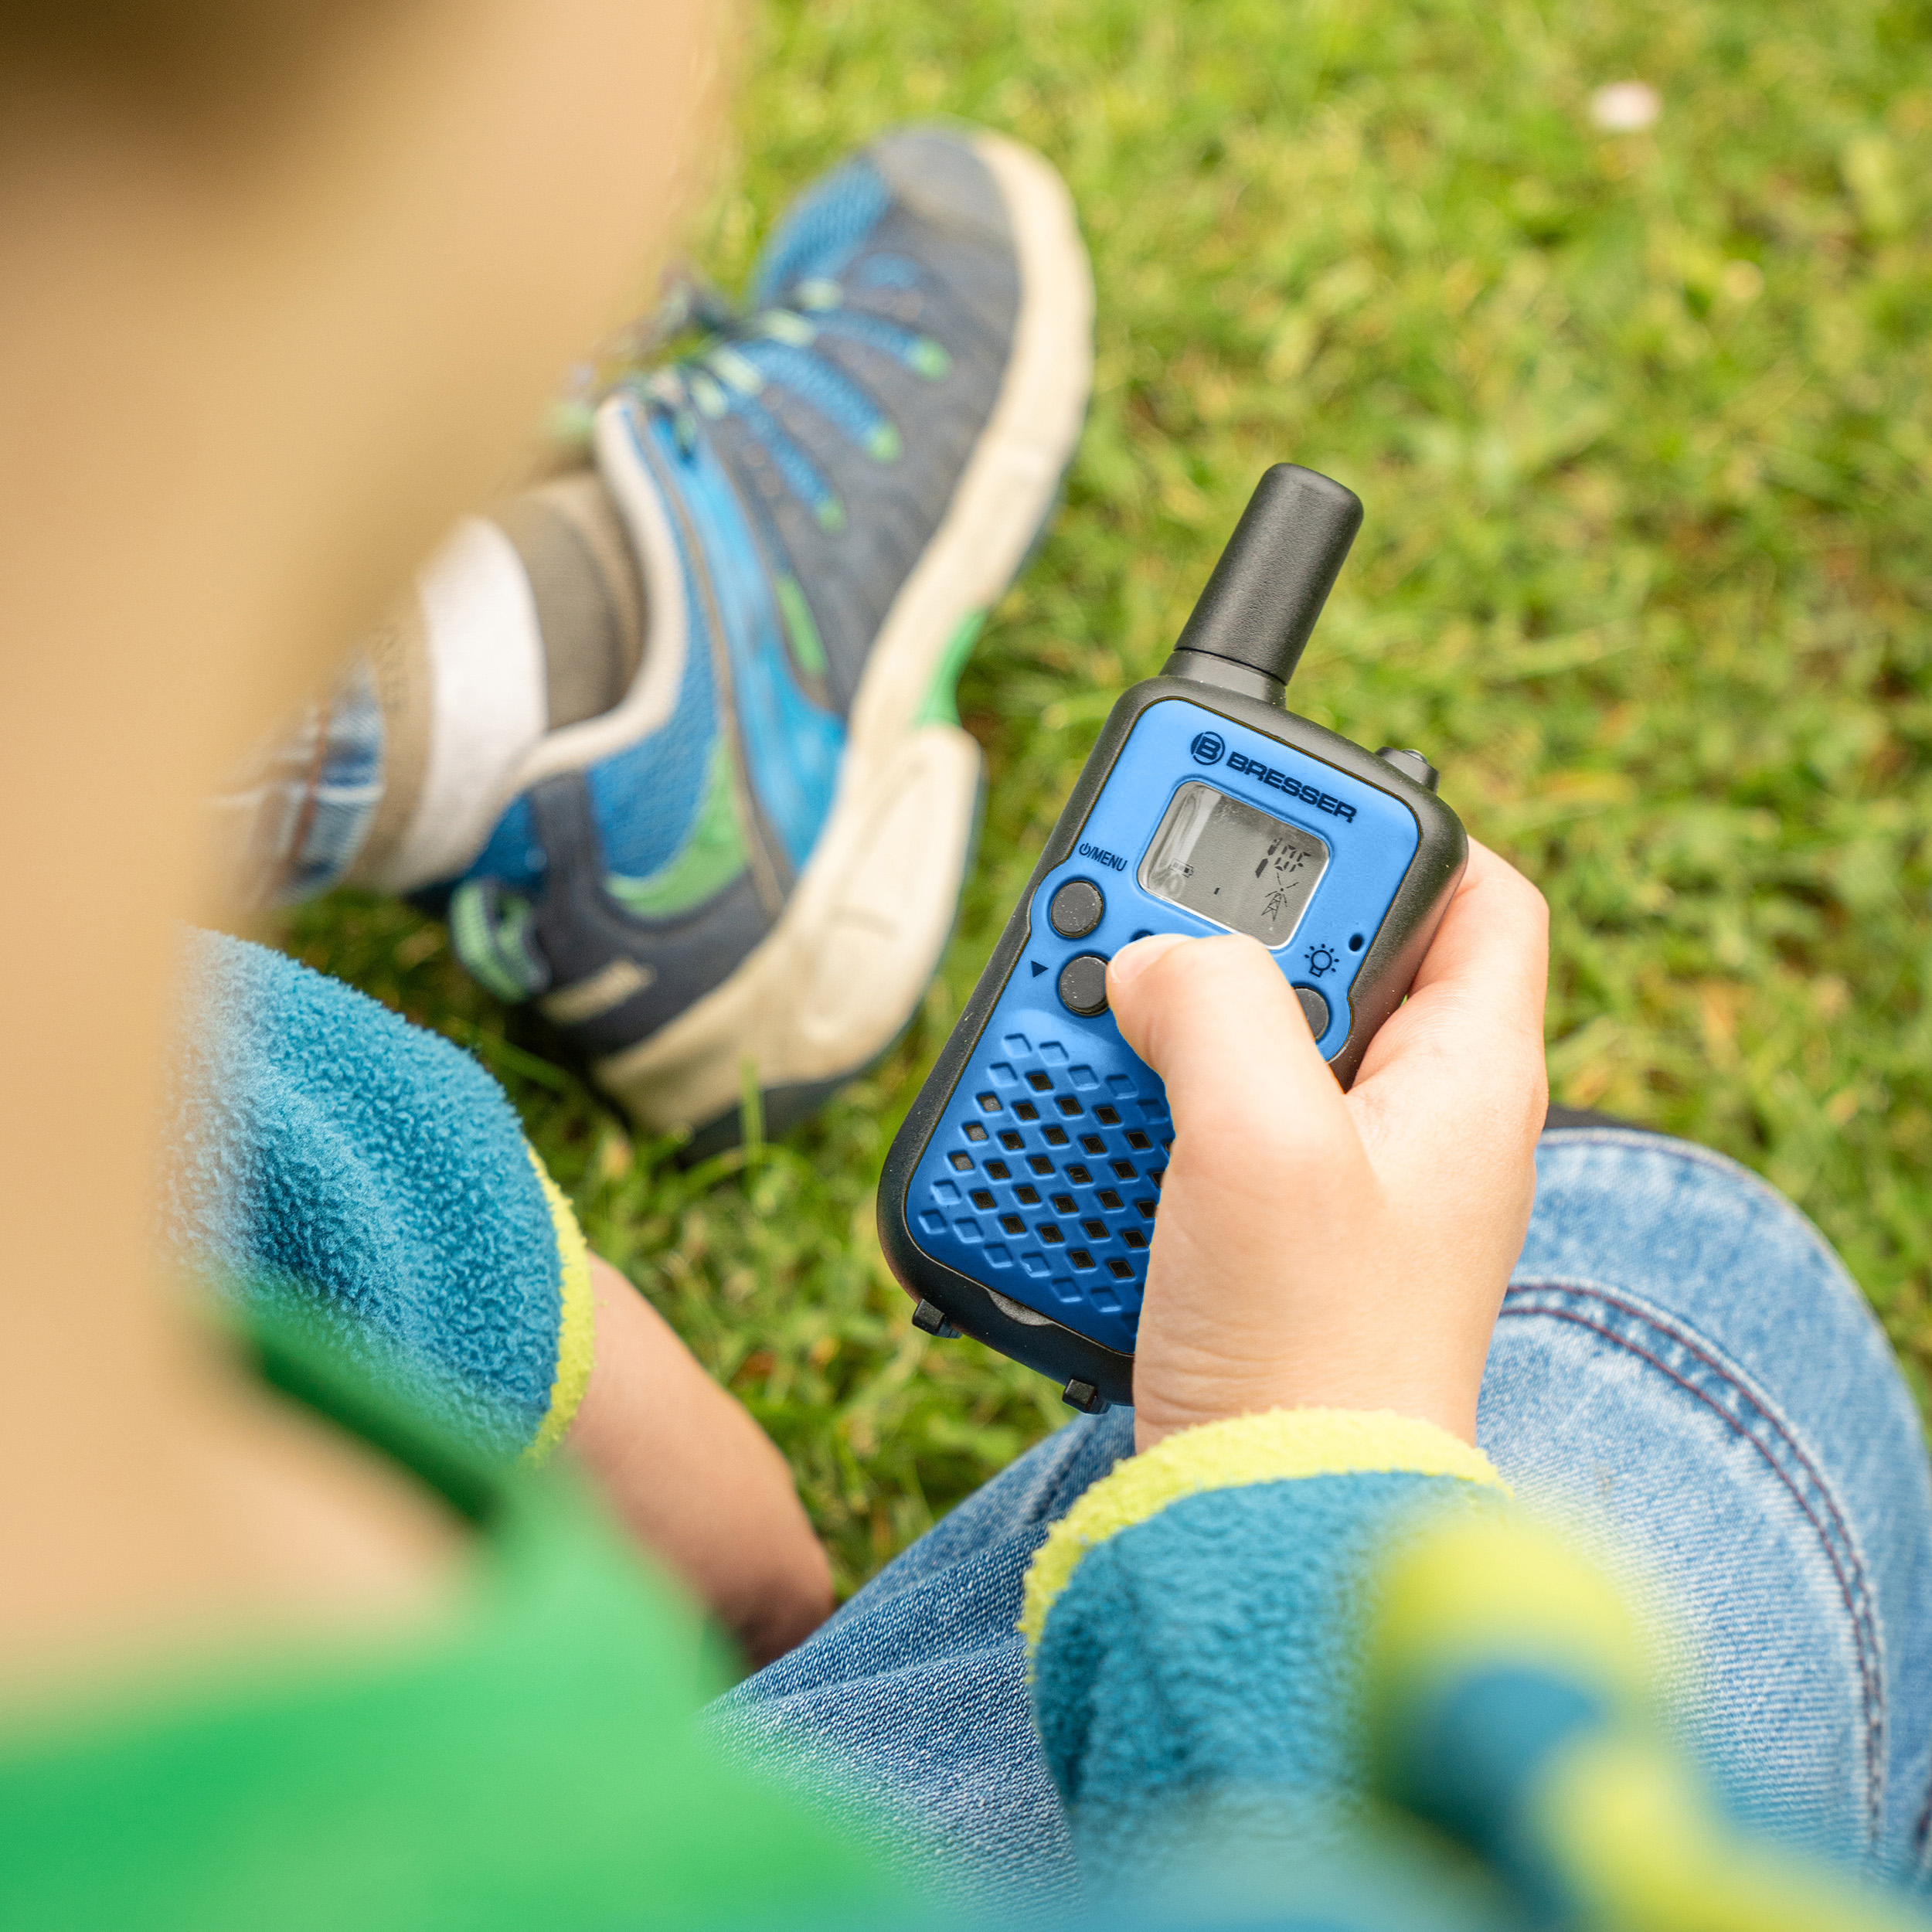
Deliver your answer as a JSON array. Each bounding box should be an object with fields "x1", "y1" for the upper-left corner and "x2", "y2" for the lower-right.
[{"x1": 444, "y1": 127, "x2": 1093, "y2": 1144}]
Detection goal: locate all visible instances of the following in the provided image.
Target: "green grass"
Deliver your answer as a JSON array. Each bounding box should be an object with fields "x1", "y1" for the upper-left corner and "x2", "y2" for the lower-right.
[{"x1": 281, "y1": 0, "x2": 1932, "y2": 1596}]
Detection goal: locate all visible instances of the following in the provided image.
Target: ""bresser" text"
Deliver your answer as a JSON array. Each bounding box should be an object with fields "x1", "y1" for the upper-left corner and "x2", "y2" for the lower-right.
[{"x1": 1226, "y1": 750, "x2": 1356, "y2": 821}]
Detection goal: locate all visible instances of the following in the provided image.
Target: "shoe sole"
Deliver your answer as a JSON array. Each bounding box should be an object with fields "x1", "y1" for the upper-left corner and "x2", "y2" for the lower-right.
[{"x1": 590, "y1": 132, "x2": 1095, "y2": 1139}]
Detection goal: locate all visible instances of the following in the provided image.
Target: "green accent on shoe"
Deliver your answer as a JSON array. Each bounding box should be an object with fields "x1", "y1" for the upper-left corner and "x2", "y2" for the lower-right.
[
  {"x1": 777, "y1": 577, "x2": 828, "y2": 679},
  {"x1": 761, "y1": 310, "x2": 816, "y2": 347},
  {"x1": 605, "y1": 739, "x2": 749, "y2": 919},
  {"x1": 913, "y1": 610, "x2": 985, "y2": 729},
  {"x1": 709, "y1": 345, "x2": 765, "y2": 394},
  {"x1": 910, "y1": 338, "x2": 951, "y2": 379},
  {"x1": 545, "y1": 399, "x2": 598, "y2": 454},
  {"x1": 867, "y1": 422, "x2": 903, "y2": 462},
  {"x1": 816, "y1": 497, "x2": 847, "y2": 534},
  {"x1": 450, "y1": 882, "x2": 546, "y2": 1002}
]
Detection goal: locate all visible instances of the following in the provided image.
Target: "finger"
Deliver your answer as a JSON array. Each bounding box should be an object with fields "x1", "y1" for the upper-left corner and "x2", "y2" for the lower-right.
[
  {"x1": 1405, "y1": 838, "x2": 1549, "y2": 1017},
  {"x1": 1358, "y1": 841, "x2": 1547, "y2": 1077},
  {"x1": 1350, "y1": 838, "x2": 1549, "y2": 1146},
  {"x1": 1108, "y1": 932, "x2": 1351, "y2": 1156}
]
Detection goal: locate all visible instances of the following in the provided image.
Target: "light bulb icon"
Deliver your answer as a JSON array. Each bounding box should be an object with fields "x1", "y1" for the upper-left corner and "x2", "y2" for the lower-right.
[{"x1": 1305, "y1": 943, "x2": 1338, "y2": 978}]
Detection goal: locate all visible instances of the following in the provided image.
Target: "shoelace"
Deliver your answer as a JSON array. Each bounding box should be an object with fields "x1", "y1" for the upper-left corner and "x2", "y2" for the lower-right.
[
  {"x1": 622, "y1": 260, "x2": 952, "y2": 533},
  {"x1": 456, "y1": 264, "x2": 960, "y2": 1002}
]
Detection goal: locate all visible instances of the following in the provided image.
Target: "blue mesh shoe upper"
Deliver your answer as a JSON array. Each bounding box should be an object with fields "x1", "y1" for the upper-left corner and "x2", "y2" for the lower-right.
[{"x1": 447, "y1": 128, "x2": 1039, "y2": 1070}]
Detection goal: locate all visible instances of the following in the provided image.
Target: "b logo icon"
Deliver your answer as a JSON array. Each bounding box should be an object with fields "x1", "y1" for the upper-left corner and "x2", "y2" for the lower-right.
[{"x1": 1190, "y1": 730, "x2": 1226, "y2": 766}]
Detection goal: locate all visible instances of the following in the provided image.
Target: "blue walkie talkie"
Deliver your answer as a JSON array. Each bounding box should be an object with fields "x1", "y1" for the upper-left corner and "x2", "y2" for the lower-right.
[{"x1": 879, "y1": 465, "x2": 1467, "y2": 1413}]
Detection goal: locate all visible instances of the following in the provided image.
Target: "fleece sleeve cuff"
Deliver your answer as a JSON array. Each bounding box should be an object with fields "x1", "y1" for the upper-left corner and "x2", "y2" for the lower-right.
[
  {"x1": 523, "y1": 1145, "x2": 596, "y2": 1463},
  {"x1": 1019, "y1": 1406, "x2": 1506, "y2": 1654},
  {"x1": 165, "y1": 930, "x2": 598, "y2": 1463}
]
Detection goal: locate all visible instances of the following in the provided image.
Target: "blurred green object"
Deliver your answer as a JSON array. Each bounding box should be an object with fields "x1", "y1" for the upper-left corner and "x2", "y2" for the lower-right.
[{"x1": 281, "y1": 0, "x2": 1932, "y2": 1595}]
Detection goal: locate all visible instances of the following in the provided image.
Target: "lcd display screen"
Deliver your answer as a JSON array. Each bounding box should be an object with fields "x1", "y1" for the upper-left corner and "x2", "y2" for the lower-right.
[{"x1": 1138, "y1": 781, "x2": 1330, "y2": 947}]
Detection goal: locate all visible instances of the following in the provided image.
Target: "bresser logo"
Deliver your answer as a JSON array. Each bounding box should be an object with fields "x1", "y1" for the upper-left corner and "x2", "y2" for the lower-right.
[
  {"x1": 1189, "y1": 730, "x2": 1226, "y2": 765},
  {"x1": 1077, "y1": 841, "x2": 1128, "y2": 872},
  {"x1": 1226, "y1": 749, "x2": 1356, "y2": 821}
]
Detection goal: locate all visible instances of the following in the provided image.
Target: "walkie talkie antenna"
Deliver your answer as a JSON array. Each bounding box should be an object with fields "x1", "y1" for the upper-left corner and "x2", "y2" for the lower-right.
[{"x1": 1162, "y1": 464, "x2": 1363, "y2": 705}]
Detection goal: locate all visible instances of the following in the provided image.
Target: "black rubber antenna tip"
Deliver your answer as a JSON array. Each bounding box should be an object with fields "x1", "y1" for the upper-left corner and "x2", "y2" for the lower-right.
[{"x1": 1168, "y1": 464, "x2": 1363, "y2": 694}]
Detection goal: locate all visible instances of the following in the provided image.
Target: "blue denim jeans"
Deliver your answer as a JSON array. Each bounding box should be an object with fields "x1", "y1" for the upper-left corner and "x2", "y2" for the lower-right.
[
  {"x1": 713, "y1": 1128, "x2": 1932, "y2": 1915},
  {"x1": 214, "y1": 661, "x2": 385, "y2": 907}
]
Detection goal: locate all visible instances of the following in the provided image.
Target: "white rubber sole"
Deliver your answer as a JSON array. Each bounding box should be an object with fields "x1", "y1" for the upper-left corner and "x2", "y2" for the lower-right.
[{"x1": 593, "y1": 132, "x2": 1095, "y2": 1136}]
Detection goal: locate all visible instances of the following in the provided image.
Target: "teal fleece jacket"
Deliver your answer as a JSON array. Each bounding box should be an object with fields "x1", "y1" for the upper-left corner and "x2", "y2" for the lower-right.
[{"x1": 130, "y1": 932, "x2": 1911, "y2": 1932}]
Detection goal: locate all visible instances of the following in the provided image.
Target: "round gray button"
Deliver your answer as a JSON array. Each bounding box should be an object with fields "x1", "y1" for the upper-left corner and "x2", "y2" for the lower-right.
[
  {"x1": 1294, "y1": 985, "x2": 1331, "y2": 1038},
  {"x1": 1376, "y1": 746, "x2": 1440, "y2": 793},
  {"x1": 1057, "y1": 953, "x2": 1110, "y2": 1019},
  {"x1": 1049, "y1": 879, "x2": 1104, "y2": 939}
]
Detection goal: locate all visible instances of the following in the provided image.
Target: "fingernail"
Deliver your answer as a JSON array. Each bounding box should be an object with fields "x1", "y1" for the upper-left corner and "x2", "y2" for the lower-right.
[{"x1": 1108, "y1": 932, "x2": 1190, "y2": 989}]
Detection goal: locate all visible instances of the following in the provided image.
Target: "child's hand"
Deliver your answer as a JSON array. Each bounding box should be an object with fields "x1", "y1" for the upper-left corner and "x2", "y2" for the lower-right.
[{"x1": 1107, "y1": 838, "x2": 1548, "y2": 1452}]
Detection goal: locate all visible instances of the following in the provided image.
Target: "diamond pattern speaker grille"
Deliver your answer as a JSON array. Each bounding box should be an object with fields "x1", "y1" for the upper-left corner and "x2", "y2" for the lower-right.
[{"x1": 907, "y1": 1026, "x2": 1173, "y2": 1354}]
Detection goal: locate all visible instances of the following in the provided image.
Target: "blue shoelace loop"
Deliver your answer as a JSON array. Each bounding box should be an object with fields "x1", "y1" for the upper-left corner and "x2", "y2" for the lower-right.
[{"x1": 624, "y1": 274, "x2": 951, "y2": 531}]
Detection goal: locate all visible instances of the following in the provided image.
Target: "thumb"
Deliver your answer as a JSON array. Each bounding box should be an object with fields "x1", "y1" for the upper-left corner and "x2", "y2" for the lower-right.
[{"x1": 1107, "y1": 933, "x2": 1349, "y2": 1151}]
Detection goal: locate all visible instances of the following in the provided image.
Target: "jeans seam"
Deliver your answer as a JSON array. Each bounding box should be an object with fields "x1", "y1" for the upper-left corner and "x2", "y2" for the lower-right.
[
  {"x1": 1539, "y1": 1132, "x2": 1897, "y2": 1359},
  {"x1": 1501, "y1": 1280, "x2": 1886, "y2": 1852}
]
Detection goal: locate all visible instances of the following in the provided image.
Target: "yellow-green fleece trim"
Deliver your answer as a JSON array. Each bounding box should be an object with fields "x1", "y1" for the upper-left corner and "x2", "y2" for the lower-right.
[
  {"x1": 1019, "y1": 1408, "x2": 1507, "y2": 1653},
  {"x1": 525, "y1": 1145, "x2": 595, "y2": 1464}
]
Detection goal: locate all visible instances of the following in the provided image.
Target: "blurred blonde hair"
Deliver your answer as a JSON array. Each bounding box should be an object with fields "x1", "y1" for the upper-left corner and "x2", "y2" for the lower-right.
[{"x1": 0, "y1": 0, "x2": 385, "y2": 111}]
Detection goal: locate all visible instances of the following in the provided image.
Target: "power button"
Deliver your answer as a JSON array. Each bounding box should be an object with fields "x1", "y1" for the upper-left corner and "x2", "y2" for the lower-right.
[{"x1": 1049, "y1": 879, "x2": 1104, "y2": 938}]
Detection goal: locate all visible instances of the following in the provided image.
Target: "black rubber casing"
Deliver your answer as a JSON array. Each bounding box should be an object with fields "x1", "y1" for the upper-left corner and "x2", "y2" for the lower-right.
[{"x1": 879, "y1": 672, "x2": 1468, "y2": 1408}]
